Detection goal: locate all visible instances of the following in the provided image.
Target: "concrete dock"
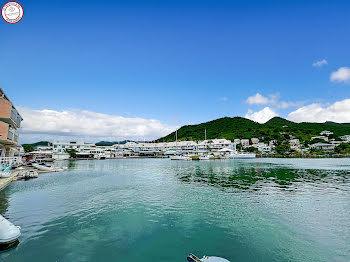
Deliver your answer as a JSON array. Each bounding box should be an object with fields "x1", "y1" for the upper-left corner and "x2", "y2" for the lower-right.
[{"x1": 0, "y1": 171, "x2": 19, "y2": 191}]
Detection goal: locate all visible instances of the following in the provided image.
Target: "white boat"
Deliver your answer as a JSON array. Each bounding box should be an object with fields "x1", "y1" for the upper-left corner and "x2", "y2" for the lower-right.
[
  {"x1": 199, "y1": 155, "x2": 210, "y2": 160},
  {"x1": 32, "y1": 163, "x2": 67, "y2": 172},
  {"x1": 0, "y1": 171, "x2": 11, "y2": 178},
  {"x1": 228, "y1": 152, "x2": 256, "y2": 159},
  {"x1": 0, "y1": 215, "x2": 21, "y2": 251},
  {"x1": 32, "y1": 163, "x2": 55, "y2": 171},
  {"x1": 187, "y1": 253, "x2": 230, "y2": 262},
  {"x1": 26, "y1": 170, "x2": 38, "y2": 179},
  {"x1": 170, "y1": 155, "x2": 192, "y2": 161}
]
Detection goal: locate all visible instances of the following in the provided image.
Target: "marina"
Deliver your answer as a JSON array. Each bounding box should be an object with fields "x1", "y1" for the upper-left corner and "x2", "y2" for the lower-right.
[
  {"x1": 2, "y1": 1, "x2": 350, "y2": 260},
  {"x1": 0, "y1": 158, "x2": 349, "y2": 261}
]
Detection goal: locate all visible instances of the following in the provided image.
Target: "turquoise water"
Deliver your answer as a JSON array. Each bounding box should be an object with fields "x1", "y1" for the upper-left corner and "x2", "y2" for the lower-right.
[{"x1": 0, "y1": 158, "x2": 349, "y2": 262}]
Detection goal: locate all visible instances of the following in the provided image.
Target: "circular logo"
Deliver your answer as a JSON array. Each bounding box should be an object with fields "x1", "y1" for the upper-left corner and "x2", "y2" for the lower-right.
[{"x1": 1, "y1": 1, "x2": 23, "y2": 24}]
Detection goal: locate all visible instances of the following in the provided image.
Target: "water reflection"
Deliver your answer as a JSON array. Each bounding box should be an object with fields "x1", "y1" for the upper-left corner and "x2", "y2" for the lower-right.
[
  {"x1": 0, "y1": 191, "x2": 9, "y2": 214},
  {"x1": 176, "y1": 163, "x2": 350, "y2": 191}
]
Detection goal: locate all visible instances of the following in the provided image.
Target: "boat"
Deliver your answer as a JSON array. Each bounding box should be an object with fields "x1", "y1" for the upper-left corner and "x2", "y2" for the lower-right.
[
  {"x1": 1, "y1": 165, "x2": 12, "y2": 171},
  {"x1": 228, "y1": 152, "x2": 256, "y2": 159},
  {"x1": 32, "y1": 163, "x2": 55, "y2": 171},
  {"x1": 0, "y1": 215, "x2": 21, "y2": 251},
  {"x1": 199, "y1": 155, "x2": 210, "y2": 160},
  {"x1": 187, "y1": 253, "x2": 230, "y2": 262},
  {"x1": 32, "y1": 163, "x2": 67, "y2": 172},
  {"x1": 170, "y1": 155, "x2": 192, "y2": 161},
  {"x1": 0, "y1": 172, "x2": 11, "y2": 178},
  {"x1": 25, "y1": 170, "x2": 38, "y2": 179}
]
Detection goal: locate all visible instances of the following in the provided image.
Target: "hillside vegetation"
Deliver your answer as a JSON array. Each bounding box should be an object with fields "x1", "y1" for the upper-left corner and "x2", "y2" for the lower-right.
[{"x1": 157, "y1": 117, "x2": 350, "y2": 144}]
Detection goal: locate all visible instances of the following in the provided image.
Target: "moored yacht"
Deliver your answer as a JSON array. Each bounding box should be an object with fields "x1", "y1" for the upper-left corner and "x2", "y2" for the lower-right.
[
  {"x1": 228, "y1": 152, "x2": 256, "y2": 159},
  {"x1": 187, "y1": 253, "x2": 230, "y2": 262},
  {"x1": 0, "y1": 215, "x2": 21, "y2": 251}
]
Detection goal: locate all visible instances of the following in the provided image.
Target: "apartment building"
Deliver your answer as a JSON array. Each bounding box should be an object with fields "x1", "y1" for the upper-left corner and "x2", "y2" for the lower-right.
[{"x1": 0, "y1": 88, "x2": 23, "y2": 158}]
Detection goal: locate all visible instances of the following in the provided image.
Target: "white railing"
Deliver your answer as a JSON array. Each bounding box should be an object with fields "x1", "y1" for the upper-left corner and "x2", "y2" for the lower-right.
[{"x1": 0, "y1": 156, "x2": 22, "y2": 165}]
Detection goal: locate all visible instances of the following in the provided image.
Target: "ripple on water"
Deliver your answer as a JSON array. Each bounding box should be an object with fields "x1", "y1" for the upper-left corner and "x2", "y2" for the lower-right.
[{"x1": 0, "y1": 158, "x2": 349, "y2": 262}]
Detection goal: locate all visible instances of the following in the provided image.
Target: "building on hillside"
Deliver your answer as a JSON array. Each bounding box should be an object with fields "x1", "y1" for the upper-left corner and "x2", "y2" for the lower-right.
[
  {"x1": 35, "y1": 145, "x2": 52, "y2": 151},
  {"x1": 251, "y1": 138, "x2": 259, "y2": 144},
  {"x1": 233, "y1": 139, "x2": 240, "y2": 144},
  {"x1": 320, "y1": 130, "x2": 333, "y2": 136},
  {"x1": 289, "y1": 139, "x2": 300, "y2": 145},
  {"x1": 340, "y1": 135, "x2": 350, "y2": 143},
  {"x1": 0, "y1": 88, "x2": 23, "y2": 164},
  {"x1": 240, "y1": 139, "x2": 249, "y2": 147},
  {"x1": 197, "y1": 139, "x2": 233, "y2": 154},
  {"x1": 269, "y1": 140, "x2": 277, "y2": 147},
  {"x1": 329, "y1": 140, "x2": 342, "y2": 147},
  {"x1": 311, "y1": 136, "x2": 328, "y2": 142},
  {"x1": 309, "y1": 142, "x2": 335, "y2": 151},
  {"x1": 257, "y1": 143, "x2": 272, "y2": 154}
]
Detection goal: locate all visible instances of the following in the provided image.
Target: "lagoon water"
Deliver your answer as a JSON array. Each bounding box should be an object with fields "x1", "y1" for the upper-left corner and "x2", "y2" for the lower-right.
[{"x1": 0, "y1": 158, "x2": 349, "y2": 262}]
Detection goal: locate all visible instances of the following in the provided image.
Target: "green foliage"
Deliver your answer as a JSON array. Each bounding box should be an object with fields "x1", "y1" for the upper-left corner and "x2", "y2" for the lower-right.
[
  {"x1": 95, "y1": 140, "x2": 140, "y2": 146},
  {"x1": 275, "y1": 141, "x2": 291, "y2": 155},
  {"x1": 158, "y1": 116, "x2": 350, "y2": 143},
  {"x1": 66, "y1": 149, "x2": 77, "y2": 158},
  {"x1": 310, "y1": 138, "x2": 327, "y2": 144},
  {"x1": 22, "y1": 144, "x2": 34, "y2": 152},
  {"x1": 334, "y1": 143, "x2": 350, "y2": 154},
  {"x1": 22, "y1": 141, "x2": 51, "y2": 152}
]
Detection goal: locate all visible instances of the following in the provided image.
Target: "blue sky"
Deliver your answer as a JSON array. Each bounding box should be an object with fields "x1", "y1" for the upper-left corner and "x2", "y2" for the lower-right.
[{"x1": 1, "y1": 0, "x2": 350, "y2": 142}]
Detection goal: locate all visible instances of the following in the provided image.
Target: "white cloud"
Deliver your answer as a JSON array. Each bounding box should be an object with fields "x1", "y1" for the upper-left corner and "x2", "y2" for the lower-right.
[
  {"x1": 312, "y1": 59, "x2": 328, "y2": 67},
  {"x1": 246, "y1": 93, "x2": 302, "y2": 109},
  {"x1": 246, "y1": 93, "x2": 269, "y2": 105},
  {"x1": 330, "y1": 67, "x2": 350, "y2": 83},
  {"x1": 288, "y1": 99, "x2": 350, "y2": 123},
  {"x1": 219, "y1": 97, "x2": 228, "y2": 102},
  {"x1": 17, "y1": 107, "x2": 177, "y2": 143},
  {"x1": 245, "y1": 107, "x2": 279, "y2": 123}
]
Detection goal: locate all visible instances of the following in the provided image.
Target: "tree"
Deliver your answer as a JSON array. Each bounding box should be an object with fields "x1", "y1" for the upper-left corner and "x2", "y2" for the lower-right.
[
  {"x1": 66, "y1": 149, "x2": 77, "y2": 158},
  {"x1": 22, "y1": 144, "x2": 34, "y2": 152},
  {"x1": 335, "y1": 143, "x2": 350, "y2": 154}
]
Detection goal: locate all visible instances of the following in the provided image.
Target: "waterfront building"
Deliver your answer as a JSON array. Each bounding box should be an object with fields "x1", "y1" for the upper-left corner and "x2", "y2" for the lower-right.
[
  {"x1": 256, "y1": 143, "x2": 271, "y2": 153},
  {"x1": 197, "y1": 139, "x2": 233, "y2": 154},
  {"x1": 0, "y1": 88, "x2": 23, "y2": 165},
  {"x1": 309, "y1": 142, "x2": 335, "y2": 151},
  {"x1": 53, "y1": 141, "x2": 95, "y2": 153}
]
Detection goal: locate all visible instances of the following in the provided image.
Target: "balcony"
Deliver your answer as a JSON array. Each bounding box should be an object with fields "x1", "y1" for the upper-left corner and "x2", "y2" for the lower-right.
[
  {"x1": 0, "y1": 122, "x2": 18, "y2": 145},
  {"x1": 0, "y1": 97, "x2": 22, "y2": 128},
  {"x1": 7, "y1": 127, "x2": 18, "y2": 142}
]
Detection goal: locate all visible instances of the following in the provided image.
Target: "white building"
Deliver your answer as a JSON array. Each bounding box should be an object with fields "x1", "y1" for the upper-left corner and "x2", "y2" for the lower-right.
[
  {"x1": 234, "y1": 139, "x2": 240, "y2": 144},
  {"x1": 309, "y1": 142, "x2": 335, "y2": 151},
  {"x1": 197, "y1": 139, "x2": 233, "y2": 154},
  {"x1": 241, "y1": 139, "x2": 249, "y2": 147},
  {"x1": 251, "y1": 138, "x2": 259, "y2": 144},
  {"x1": 340, "y1": 135, "x2": 350, "y2": 143},
  {"x1": 320, "y1": 130, "x2": 333, "y2": 136}
]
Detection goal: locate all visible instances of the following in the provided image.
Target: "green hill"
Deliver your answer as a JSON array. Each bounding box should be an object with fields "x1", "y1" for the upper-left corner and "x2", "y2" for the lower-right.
[{"x1": 157, "y1": 117, "x2": 350, "y2": 143}]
